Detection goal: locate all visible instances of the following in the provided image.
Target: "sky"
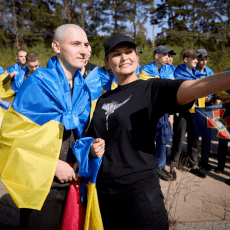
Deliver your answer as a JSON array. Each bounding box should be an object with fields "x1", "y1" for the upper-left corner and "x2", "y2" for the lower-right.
[
  {"x1": 144, "y1": 0, "x2": 162, "y2": 41},
  {"x1": 145, "y1": 19, "x2": 161, "y2": 41}
]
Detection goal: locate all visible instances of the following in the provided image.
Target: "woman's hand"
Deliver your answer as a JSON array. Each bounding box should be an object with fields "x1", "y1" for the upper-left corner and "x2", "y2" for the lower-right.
[{"x1": 90, "y1": 138, "x2": 105, "y2": 158}]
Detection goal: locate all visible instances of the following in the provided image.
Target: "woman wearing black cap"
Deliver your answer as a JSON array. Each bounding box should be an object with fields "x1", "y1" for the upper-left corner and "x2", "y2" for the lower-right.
[{"x1": 88, "y1": 33, "x2": 230, "y2": 230}]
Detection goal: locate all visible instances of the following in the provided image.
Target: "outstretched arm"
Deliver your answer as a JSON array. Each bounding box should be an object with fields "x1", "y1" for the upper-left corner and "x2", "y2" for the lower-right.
[{"x1": 177, "y1": 71, "x2": 230, "y2": 105}]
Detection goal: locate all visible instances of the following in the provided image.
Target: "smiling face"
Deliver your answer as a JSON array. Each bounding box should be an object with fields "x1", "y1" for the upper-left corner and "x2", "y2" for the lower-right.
[
  {"x1": 167, "y1": 55, "x2": 173, "y2": 65},
  {"x1": 105, "y1": 44, "x2": 139, "y2": 79},
  {"x1": 197, "y1": 56, "x2": 208, "y2": 69},
  {"x1": 184, "y1": 57, "x2": 198, "y2": 70},
  {"x1": 52, "y1": 28, "x2": 89, "y2": 71}
]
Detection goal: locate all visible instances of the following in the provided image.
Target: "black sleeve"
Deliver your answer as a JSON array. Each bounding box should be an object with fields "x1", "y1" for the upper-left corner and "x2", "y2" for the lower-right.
[
  {"x1": 151, "y1": 78, "x2": 194, "y2": 115},
  {"x1": 86, "y1": 120, "x2": 97, "y2": 138},
  {"x1": 2, "y1": 74, "x2": 12, "y2": 85}
]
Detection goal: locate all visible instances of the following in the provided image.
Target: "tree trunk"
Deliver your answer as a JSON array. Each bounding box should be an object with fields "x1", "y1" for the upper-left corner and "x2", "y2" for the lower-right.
[
  {"x1": 12, "y1": 0, "x2": 20, "y2": 49},
  {"x1": 63, "y1": 0, "x2": 72, "y2": 23}
]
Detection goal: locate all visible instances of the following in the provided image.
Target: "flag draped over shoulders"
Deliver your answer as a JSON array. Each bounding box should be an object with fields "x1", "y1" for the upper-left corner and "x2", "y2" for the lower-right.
[
  {"x1": 10, "y1": 66, "x2": 28, "y2": 93},
  {"x1": 139, "y1": 61, "x2": 174, "y2": 80},
  {"x1": 98, "y1": 67, "x2": 118, "y2": 91},
  {"x1": 174, "y1": 64, "x2": 198, "y2": 80},
  {"x1": 0, "y1": 56, "x2": 92, "y2": 210},
  {"x1": 193, "y1": 66, "x2": 214, "y2": 79},
  {"x1": 6, "y1": 62, "x2": 23, "y2": 73}
]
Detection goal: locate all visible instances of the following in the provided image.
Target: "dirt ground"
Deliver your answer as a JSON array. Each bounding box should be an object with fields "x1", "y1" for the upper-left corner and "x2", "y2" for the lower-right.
[
  {"x1": 0, "y1": 139, "x2": 230, "y2": 229},
  {"x1": 161, "y1": 139, "x2": 230, "y2": 229}
]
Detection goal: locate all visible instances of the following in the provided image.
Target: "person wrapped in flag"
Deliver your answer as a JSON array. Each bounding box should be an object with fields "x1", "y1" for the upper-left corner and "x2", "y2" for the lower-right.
[
  {"x1": 0, "y1": 24, "x2": 111, "y2": 229},
  {"x1": 0, "y1": 53, "x2": 41, "y2": 128},
  {"x1": 7, "y1": 49, "x2": 27, "y2": 75},
  {"x1": 0, "y1": 49, "x2": 28, "y2": 98},
  {"x1": 0, "y1": 52, "x2": 41, "y2": 100}
]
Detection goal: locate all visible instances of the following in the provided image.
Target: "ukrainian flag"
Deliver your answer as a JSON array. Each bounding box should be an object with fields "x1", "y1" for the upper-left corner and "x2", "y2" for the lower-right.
[
  {"x1": 0, "y1": 71, "x2": 15, "y2": 101},
  {"x1": 72, "y1": 137, "x2": 103, "y2": 230},
  {"x1": 139, "y1": 61, "x2": 174, "y2": 80},
  {"x1": 11, "y1": 66, "x2": 29, "y2": 93},
  {"x1": 0, "y1": 56, "x2": 92, "y2": 210}
]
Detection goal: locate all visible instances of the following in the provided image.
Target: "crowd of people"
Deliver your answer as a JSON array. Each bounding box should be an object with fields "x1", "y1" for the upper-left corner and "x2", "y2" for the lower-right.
[{"x1": 0, "y1": 24, "x2": 230, "y2": 230}]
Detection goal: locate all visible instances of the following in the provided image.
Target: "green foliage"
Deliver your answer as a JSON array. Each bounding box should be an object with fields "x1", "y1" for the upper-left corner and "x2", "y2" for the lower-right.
[
  {"x1": 1, "y1": 35, "x2": 230, "y2": 74},
  {"x1": 90, "y1": 49, "x2": 105, "y2": 67},
  {"x1": 0, "y1": 44, "x2": 55, "y2": 69}
]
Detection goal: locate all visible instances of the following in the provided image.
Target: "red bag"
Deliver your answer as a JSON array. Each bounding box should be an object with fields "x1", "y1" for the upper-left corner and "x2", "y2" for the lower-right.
[{"x1": 61, "y1": 177, "x2": 86, "y2": 230}]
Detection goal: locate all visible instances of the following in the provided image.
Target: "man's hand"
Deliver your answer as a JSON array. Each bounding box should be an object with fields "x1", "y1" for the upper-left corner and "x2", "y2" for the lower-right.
[
  {"x1": 90, "y1": 138, "x2": 105, "y2": 158},
  {"x1": 9, "y1": 71, "x2": 18, "y2": 78},
  {"x1": 55, "y1": 160, "x2": 77, "y2": 183}
]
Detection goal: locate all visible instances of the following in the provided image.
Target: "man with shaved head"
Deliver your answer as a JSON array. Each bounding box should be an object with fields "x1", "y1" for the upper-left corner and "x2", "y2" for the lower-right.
[{"x1": 0, "y1": 24, "x2": 104, "y2": 229}]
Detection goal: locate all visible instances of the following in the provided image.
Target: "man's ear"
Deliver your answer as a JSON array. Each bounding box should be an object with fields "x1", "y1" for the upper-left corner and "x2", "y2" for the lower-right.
[
  {"x1": 52, "y1": 40, "x2": 60, "y2": 54},
  {"x1": 15, "y1": 55, "x2": 18, "y2": 60},
  {"x1": 184, "y1": 57, "x2": 187, "y2": 63}
]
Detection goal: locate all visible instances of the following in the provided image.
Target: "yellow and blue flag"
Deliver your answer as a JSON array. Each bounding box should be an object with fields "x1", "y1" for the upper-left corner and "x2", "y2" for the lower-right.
[
  {"x1": 0, "y1": 56, "x2": 92, "y2": 210},
  {"x1": 72, "y1": 137, "x2": 103, "y2": 230},
  {"x1": 140, "y1": 61, "x2": 174, "y2": 80},
  {"x1": 0, "y1": 71, "x2": 15, "y2": 101},
  {"x1": 11, "y1": 66, "x2": 29, "y2": 93}
]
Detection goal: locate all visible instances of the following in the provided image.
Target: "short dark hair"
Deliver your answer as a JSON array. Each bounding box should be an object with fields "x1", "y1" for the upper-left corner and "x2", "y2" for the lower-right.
[
  {"x1": 183, "y1": 49, "x2": 201, "y2": 59},
  {"x1": 26, "y1": 52, "x2": 39, "y2": 63},
  {"x1": 16, "y1": 49, "x2": 27, "y2": 55}
]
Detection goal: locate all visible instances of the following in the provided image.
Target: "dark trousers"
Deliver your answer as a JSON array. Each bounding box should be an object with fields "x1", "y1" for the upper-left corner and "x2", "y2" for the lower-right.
[
  {"x1": 98, "y1": 188, "x2": 168, "y2": 230},
  {"x1": 217, "y1": 141, "x2": 228, "y2": 171},
  {"x1": 201, "y1": 136, "x2": 211, "y2": 164},
  {"x1": 170, "y1": 112, "x2": 199, "y2": 168},
  {"x1": 20, "y1": 187, "x2": 68, "y2": 230}
]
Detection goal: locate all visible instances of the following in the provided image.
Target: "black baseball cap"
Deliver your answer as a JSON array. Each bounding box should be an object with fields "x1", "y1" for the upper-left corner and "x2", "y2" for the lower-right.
[
  {"x1": 196, "y1": 48, "x2": 210, "y2": 57},
  {"x1": 104, "y1": 33, "x2": 137, "y2": 55},
  {"x1": 154, "y1": 45, "x2": 176, "y2": 55}
]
